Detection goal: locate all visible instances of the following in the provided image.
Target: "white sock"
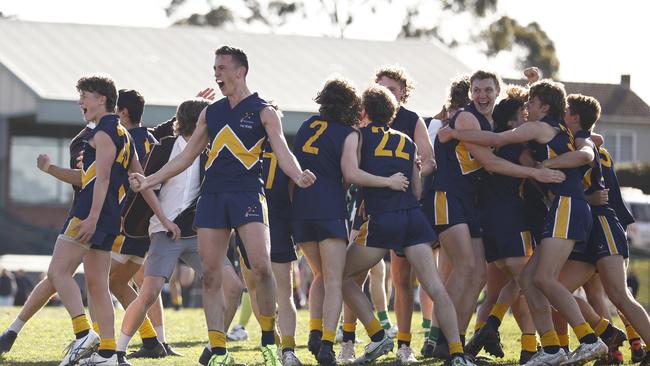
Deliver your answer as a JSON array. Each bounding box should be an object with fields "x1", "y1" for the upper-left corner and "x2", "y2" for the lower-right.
[
  {"x1": 8, "y1": 318, "x2": 26, "y2": 334},
  {"x1": 117, "y1": 331, "x2": 133, "y2": 353},
  {"x1": 154, "y1": 325, "x2": 166, "y2": 344}
]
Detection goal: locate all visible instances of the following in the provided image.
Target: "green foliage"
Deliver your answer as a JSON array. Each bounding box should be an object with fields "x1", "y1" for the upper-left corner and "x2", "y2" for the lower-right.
[
  {"x1": 616, "y1": 162, "x2": 650, "y2": 194},
  {"x1": 481, "y1": 16, "x2": 560, "y2": 78}
]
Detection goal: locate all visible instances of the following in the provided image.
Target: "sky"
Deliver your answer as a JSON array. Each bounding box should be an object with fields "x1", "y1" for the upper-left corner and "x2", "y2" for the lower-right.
[{"x1": 2, "y1": 0, "x2": 648, "y2": 104}]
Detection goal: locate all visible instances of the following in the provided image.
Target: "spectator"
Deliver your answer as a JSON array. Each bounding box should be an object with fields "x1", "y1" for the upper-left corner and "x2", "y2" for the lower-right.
[
  {"x1": 12, "y1": 270, "x2": 34, "y2": 306},
  {"x1": 0, "y1": 268, "x2": 16, "y2": 306}
]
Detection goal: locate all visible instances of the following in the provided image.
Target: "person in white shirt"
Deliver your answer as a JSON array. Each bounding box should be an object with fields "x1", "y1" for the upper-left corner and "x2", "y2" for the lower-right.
[{"x1": 115, "y1": 98, "x2": 244, "y2": 366}]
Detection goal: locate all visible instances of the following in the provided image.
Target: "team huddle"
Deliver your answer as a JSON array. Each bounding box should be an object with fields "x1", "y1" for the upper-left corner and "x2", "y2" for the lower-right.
[{"x1": 0, "y1": 45, "x2": 648, "y2": 366}]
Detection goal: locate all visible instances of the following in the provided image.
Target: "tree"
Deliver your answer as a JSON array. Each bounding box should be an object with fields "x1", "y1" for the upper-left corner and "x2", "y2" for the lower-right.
[
  {"x1": 480, "y1": 16, "x2": 560, "y2": 77},
  {"x1": 166, "y1": 0, "x2": 559, "y2": 76}
]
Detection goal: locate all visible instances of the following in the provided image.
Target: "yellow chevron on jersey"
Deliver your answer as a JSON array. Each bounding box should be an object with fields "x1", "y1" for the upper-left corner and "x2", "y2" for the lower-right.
[
  {"x1": 262, "y1": 151, "x2": 277, "y2": 190},
  {"x1": 82, "y1": 162, "x2": 96, "y2": 189},
  {"x1": 205, "y1": 125, "x2": 265, "y2": 171},
  {"x1": 455, "y1": 143, "x2": 482, "y2": 175}
]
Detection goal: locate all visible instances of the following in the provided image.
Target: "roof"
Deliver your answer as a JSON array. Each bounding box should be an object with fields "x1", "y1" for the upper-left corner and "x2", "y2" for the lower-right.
[
  {"x1": 0, "y1": 19, "x2": 470, "y2": 119},
  {"x1": 504, "y1": 78, "x2": 650, "y2": 118}
]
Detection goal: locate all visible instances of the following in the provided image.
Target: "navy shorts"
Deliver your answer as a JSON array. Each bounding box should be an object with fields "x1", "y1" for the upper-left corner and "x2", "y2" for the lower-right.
[
  {"x1": 432, "y1": 191, "x2": 482, "y2": 238},
  {"x1": 569, "y1": 212, "x2": 628, "y2": 264},
  {"x1": 59, "y1": 216, "x2": 117, "y2": 252},
  {"x1": 355, "y1": 208, "x2": 437, "y2": 252},
  {"x1": 483, "y1": 230, "x2": 535, "y2": 263},
  {"x1": 194, "y1": 191, "x2": 268, "y2": 229},
  {"x1": 111, "y1": 234, "x2": 150, "y2": 259},
  {"x1": 542, "y1": 196, "x2": 592, "y2": 242},
  {"x1": 237, "y1": 213, "x2": 297, "y2": 269},
  {"x1": 293, "y1": 218, "x2": 348, "y2": 244},
  {"x1": 419, "y1": 188, "x2": 435, "y2": 229}
]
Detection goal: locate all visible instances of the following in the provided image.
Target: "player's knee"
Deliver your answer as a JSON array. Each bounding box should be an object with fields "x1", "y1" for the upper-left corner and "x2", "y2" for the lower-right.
[
  {"x1": 202, "y1": 270, "x2": 222, "y2": 289},
  {"x1": 532, "y1": 273, "x2": 552, "y2": 292},
  {"x1": 251, "y1": 261, "x2": 273, "y2": 281}
]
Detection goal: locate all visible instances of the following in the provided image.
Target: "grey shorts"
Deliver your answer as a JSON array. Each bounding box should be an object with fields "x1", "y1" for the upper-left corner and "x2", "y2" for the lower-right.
[{"x1": 145, "y1": 232, "x2": 204, "y2": 281}]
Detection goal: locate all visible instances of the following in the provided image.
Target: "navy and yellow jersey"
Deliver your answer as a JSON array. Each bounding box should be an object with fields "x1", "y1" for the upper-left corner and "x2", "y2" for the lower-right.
[
  {"x1": 69, "y1": 114, "x2": 134, "y2": 234},
  {"x1": 292, "y1": 115, "x2": 356, "y2": 220},
  {"x1": 127, "y1": 127, "x2": 157, "y2": 165},
  {"x1": 432, "y1": 102, "x2": 493, "y2": 197},
  {"x1": 599, "y1": 146, "x2": 634, "y2": 228},
  {"x1": 203, "y1": 93, "x2": 269, "y2": 194},
  {"x1": 575, "y1": 129, "x2": 614, "y2": 218},
  {"x1": 69, "y1": 126, "x2": 95, "y2": 198},
  {"x1": 261, "y1": 141, "x2": 291, "y2": 217},
  {"x1": 391, "y1": 106, "x2": 419, "y2": 139},
  {"x1": 359, "y1": 122, "x2": 419, "y2": 215},
  {"x1": 529, "y1": 116, "x2": 585, "y2": 199},
  {"x1": 479, "y1": 143, "x2": 530, "y2": 234}
]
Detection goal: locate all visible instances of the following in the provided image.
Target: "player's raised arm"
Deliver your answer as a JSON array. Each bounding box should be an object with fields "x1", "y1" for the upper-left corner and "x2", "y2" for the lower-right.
[
  {"x1": 261, "y1": 106, "x2": 316, "y2": 188},
  {"x1": 37, "y1": 154, "x2": 83, "y2": 187}
]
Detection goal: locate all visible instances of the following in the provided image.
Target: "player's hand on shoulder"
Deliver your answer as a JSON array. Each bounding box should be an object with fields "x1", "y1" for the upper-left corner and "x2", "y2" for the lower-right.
[
  {"x1": 37, "y1": 154, "x2": 52, "y2": 173},
  {"x1": 534, "y1": 168, "x2": 565, "y2": 183},
  {"x1": 296, "y1": 169, "x2": 316, "y2": 188},
  {"x1": 129, "y1": 173, "x2": 148, "y2": 192},
  {"x1": 437, "y1": 126, "x2": 454, "y2": 143},
  {"x1": 388, "y1": 172, "x2": 409, "y2": 191}
]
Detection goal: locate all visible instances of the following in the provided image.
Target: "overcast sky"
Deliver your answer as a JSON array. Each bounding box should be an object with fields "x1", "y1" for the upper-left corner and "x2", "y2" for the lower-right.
[{"x1": 3, "y1": 0, "x2": 648, "y2": 104}]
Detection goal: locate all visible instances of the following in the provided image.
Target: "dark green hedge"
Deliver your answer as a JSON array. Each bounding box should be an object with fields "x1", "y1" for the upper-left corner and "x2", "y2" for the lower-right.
[{"x1": 616, "y1": 162, "x2": 650, "y2": 194}]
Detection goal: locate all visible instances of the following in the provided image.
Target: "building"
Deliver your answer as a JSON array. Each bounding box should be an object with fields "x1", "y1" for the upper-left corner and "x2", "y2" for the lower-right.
[{"x1": 0, "y1": 19, "x2": 470, "y2": 252}]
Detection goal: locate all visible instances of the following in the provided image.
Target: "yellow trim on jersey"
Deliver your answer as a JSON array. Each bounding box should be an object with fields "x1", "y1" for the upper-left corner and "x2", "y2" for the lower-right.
[
  {"x1": 582, "y1": 168, "x2": 592, "y2": 190},
  {"x1": 259, "y1": 193, "x2": 269, "y2": 226},
  {"x1": 63, "y1": 217, "x2": 82, "y2": 238},
  {"x1": 598, "y1": 215, "x2": 618, "y2": 255},
  {"x1": 144, "y1": 139, "x2": 151, "y2": 154},
  {"x1": 599, "y1": 147, "x2": 613, "y2": 168},
  {"x1": 115, "y1": 125, "x2": 133, "y2": 169},
  {"x1": 205, "y1": 125, "x2": 265, "y2": 171},
  {"x1": 118, "y1": 185, "x2": 127, "y2": 204},
  {"x1": 553, "y1": 196, "x2": 571, "y2": 239},
  {"x1": 434, "y1": 191, "x2": 449, "y2": 226},
  {"x1": 547, "y1": 146, "x2": 558, "y2": 159},
  {"x1": 521, "y1": 231, "x2": 534, "y2": 257},
  {"x1": 112, "y1": 234, "x2": 126, "y2": 253},
  {"x1": 455, "y1": 143, "x2": 481, "y2": 175},
  {"x1": 262, "y1": 152, "x2": 277, "y2": 190},
  {"x1": 355, "y1": 221, "x2": 369, "y2": 246},
  {"x1": 81, "y1": 162, "x2": 96, "y2": 189}
]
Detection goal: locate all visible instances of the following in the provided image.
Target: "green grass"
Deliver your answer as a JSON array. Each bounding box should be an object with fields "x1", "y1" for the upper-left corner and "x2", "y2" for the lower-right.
[{"x1": 0, "y1": 306, "x2": 642, "y2": 365}]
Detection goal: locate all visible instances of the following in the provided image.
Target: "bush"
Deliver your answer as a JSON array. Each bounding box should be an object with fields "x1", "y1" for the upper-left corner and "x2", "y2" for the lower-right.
[{"x1": 616, "y1": 162, "x2": 650, "y2": 194}]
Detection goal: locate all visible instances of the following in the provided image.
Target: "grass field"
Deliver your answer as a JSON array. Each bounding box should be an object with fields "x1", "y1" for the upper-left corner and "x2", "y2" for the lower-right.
[{"x1": 0, "y1": 306, "x2": 644, "y2": 365}]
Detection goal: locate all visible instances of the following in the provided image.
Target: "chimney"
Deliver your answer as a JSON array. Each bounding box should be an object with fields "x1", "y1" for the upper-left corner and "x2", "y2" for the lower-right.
[{"x1": 621, "y1": 74, "x2": 631, "y2": 89}]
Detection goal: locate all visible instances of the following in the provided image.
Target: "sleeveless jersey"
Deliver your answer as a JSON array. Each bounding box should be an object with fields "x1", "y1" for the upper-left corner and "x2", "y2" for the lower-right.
[
  {"x1": 204, "y1": 93, "x2": 269, "y2": 193},
  {"x1": 261, "y1": 141, "x2": 291, "y2": 218},
  {"x1": 529, "y1": 116, "x2": 585, "y2": 199},
  {"x1": 599, "y1": 146, "x2": 634, "y2": 227},
  {"x1": 391, "y1": 106, "x2": 419, "y2": 139},
  {"x1": 71, "y1": 114, "x2": 134, "y2": 234},
  {"x1": 432, "y1": 102, "x2": 493, "y2": 196},
  {"x1": 292, "y1": 115, "x2": 356, "y2": 220},
  {"x1": 359, "y1": 122, "x2": 419, "y2": 215},
  {"x1": 127, "y1": 127, "x2": 157, "y2": 165}
]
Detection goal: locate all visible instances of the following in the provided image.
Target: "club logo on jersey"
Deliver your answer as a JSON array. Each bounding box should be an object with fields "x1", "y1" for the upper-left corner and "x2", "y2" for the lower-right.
[{"x1": 240, "y1": 112, "x2": 256, "y2": 129}]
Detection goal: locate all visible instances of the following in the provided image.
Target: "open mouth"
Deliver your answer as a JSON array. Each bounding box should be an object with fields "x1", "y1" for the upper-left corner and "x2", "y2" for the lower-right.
[
  {"x1": 216, "y1": 79, "x2": 225, "y2": 88},
  {"x1": 478, "y1": 101, "x2": 490, "y2": 109},
  {"x1": 81, "y1": 107, "x2": 88, "y2": 115}
]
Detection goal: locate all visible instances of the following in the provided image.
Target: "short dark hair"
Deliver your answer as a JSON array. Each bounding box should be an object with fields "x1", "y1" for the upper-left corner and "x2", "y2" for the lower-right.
[
  {"x1": 76, "y1": 74, "x2": 117, "y2": 112},
  {"x1": 362, "y1": 84, "x2": 398, "y2": 126},
  {"x1": 493, "y1": 85, "x2": 528, "y2": 132},
  {"x1": 567, "y1": 94, "x2": 601, "y2": 132},
  {"x1": 446, "y1": 75, "x2": 471, "y2": 113},
  {"x1": 469, "y1": 70, "x2": 502, "y2": 92},
  {"x1": 215, "y1": 46, "x2": 249, "y2": 76},
  {"x1": 117, "y1": 89, "x2": 145, "y2": 123},
  {"x1": 314, "y1": 78, "x2": 361, "y2": 126},
  {"x1": 529, "y1": 79, "x2": 567, "y2": 121},
  {"x1": 174, "y1": 98, "x2": 210, "y2": 137},
  {"x1": 374, "y1": 65, "x2": 415, "y2": 104}
]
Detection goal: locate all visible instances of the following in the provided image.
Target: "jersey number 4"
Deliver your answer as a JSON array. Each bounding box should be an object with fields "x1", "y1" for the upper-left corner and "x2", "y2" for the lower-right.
[{"x1": 302, "y1": 120, "x2": 328, "y2": 155}]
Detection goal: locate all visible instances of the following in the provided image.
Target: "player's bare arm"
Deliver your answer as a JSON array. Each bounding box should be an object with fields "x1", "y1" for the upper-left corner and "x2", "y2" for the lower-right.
[
  {"x1": 261, "y1": 106, "x2": 316, "y2": 188},
  {"x1": 542, "y1": 136, "x2": 595, "y2": 169},
  {"x1": 37, "y1": 154, "x2": 82, "y2": 186},
  {"x1": 414, "y1": 117, "x2": 435, "y2": 176}
]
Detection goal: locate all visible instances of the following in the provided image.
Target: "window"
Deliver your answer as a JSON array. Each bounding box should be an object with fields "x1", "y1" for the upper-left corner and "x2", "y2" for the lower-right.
[
  {"x1": 597, "y1": 130, "x2": 637, "y2": 163},
  {"x1": 10, "y1": 136, "x2": 73, "y2": 204}
]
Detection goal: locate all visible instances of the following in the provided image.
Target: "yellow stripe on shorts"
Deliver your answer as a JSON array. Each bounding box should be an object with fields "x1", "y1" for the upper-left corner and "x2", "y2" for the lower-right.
[
  {"x1": 598, "y1": 216, "x2": 618, "y2": 255},
  {"x1": 355, "y1": 221, "x2": 369, "y2": 247},
  {"x1": 434, "y1": 191, "x2": 449, "y2": 226},
  {"x1": 64, "y1": 217, "x2": 82, "y2": 237},
  {"x1": 521, "y1": 231, "x2": 534, "y2": 257},
  {"x1": 112, "y1": 234, "x2": 125, "y2": 253},
  {"x1": 553, "y1": 196, "x2": 571, "y2": 239}
]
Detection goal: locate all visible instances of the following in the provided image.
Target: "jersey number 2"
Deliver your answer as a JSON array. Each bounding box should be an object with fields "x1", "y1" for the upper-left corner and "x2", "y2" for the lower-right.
[
  {"x1": 302, "y1": 120, "x2": 328, "y2": 155},
  {"x1": 372, "y1": 127, "x2": 409, "y2": 160}
]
